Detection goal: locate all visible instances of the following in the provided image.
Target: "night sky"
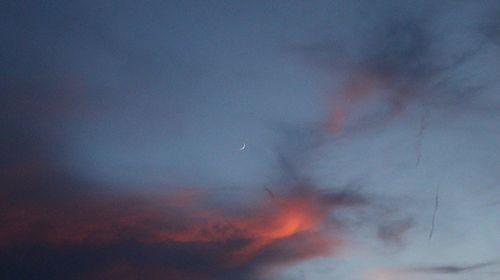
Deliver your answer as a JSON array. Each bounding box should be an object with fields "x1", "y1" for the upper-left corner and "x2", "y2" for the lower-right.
[{"x1": 1, "y1": 1, "x2": 500, "y2": 279}]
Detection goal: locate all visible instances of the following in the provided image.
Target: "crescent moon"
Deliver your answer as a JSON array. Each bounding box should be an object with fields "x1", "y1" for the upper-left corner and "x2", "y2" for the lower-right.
[{"x1": 239, "y1": 143, "x2": 246, "y2": 151}]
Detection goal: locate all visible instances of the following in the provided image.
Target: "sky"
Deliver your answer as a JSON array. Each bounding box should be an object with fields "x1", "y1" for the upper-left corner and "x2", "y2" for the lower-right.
[{"x1": 1, "y1": 1, "x2": 500, "y2": 279}]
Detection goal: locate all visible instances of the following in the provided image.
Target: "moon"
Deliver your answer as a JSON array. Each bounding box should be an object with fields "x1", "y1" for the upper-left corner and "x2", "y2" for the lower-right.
[{"x1": 239, "y1": 143, "x2": 246, "y2": 151}]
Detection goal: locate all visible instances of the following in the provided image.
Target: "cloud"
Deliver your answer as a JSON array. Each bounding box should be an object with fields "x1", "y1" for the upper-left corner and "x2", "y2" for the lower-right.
[
  {"x1": 404, "y1": 261, "x2": 500, "y2": 275},
  {"x1": 0, "y1": 170, "x2": 367, "y2": 279},
  {"x1": 364, "y1": 261, "x2": 500, "y2": 280},
  {"x1": 293, "y1": 2, "x2": 500, "y2": 134},
  {"x1": 0, "y1": 111, "x2": 421, "y2": 280},
  {"x1": 377, "y1": 218, "x2": 414, "y2": 245},
  {"x1": 481, "y1": 9, "x2": 500, "y2": 47},
  {"x1": 0, "y1": 117, "x2": 374, "y2": 279}
]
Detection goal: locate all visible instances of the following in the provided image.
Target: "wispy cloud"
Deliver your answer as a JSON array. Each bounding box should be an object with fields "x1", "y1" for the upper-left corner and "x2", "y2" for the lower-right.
[
  {"x1": 293, "y1": 3, "x2": 500, "y2": 135},
  {"x1": 404, "y1": 261, "x2": 500, "y2": 274}
]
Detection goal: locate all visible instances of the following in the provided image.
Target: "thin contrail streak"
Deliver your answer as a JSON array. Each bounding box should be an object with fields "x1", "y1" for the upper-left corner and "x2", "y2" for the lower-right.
[{"x1": 429, "y1": 186, "x2": 439, "y2": 240}]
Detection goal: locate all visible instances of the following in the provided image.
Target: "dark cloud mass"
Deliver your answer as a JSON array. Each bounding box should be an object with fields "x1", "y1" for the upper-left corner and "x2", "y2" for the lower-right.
[{"x1": 0, "y1": 168, "x2": 365, "y2": 279}]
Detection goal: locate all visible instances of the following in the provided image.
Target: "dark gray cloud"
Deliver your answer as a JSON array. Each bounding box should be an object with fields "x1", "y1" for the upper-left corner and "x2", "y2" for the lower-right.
[
  {"x1": 481, "y1": 9, "x2": 500, "y2": 47},
  {"x1": 405, "y1": 261, "x2": 500, "y2": 274},
  {"x1": 377, "y1": 218, "x2": 414, "y2": 245}
]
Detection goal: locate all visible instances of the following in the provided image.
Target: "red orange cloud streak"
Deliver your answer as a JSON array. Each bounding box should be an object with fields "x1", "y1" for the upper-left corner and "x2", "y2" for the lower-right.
[{"x1": 0, "y1": 186, "x2": 356, "y2": 276}]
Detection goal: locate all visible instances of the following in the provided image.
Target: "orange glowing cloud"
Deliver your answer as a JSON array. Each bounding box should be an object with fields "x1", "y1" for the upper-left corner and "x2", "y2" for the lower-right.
[{"x1": 0, "y1": 186, "x2": 360, "y2": 278}]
